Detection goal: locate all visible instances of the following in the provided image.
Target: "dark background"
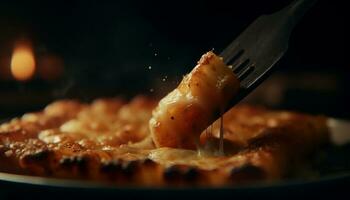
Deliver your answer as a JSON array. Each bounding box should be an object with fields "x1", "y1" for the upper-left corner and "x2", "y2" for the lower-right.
[{"x1": 0, "y1": 0, "x2": 348, "y2": 118}]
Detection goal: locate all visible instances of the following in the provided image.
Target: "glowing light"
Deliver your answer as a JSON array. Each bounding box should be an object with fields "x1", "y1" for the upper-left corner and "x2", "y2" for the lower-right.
[{"x1": 10, "y1": 44, "x2": 36, "y2": 81}]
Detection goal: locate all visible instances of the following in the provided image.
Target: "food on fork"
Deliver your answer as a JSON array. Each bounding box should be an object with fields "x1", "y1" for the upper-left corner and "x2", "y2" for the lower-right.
[{"x1": 149, "y1": 51, "x2": 240, "y2": 149}]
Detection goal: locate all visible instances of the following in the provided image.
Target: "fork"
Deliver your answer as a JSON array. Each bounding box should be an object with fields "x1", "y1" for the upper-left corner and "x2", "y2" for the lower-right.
[{"x1": 221, "y1": 0, "x2": 317, "y2": 106}]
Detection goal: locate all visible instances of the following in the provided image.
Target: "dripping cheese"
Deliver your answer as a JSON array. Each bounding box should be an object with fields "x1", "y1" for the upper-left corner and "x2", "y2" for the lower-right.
[{"x1": 149, "y1": 51, "x2": 240, "y2": 149}]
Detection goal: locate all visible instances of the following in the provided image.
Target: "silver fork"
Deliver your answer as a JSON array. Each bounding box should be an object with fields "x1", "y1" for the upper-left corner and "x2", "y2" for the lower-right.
[{"x1": 221, "y1": 0, "x2": 317, "y2": 106}]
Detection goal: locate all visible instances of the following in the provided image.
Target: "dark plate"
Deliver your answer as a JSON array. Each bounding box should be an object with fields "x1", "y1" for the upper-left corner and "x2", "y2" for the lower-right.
[{"x1": 0, "y1": 172, "x2": 349, "y2": 199}]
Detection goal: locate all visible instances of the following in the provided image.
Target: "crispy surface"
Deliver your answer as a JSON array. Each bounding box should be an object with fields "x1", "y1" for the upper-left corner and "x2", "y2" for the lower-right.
[{"x1": 0, "y1": 96, "x2": 328, "y2": 186}]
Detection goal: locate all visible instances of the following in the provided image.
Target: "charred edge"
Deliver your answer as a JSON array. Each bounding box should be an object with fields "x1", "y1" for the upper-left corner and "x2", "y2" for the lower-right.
[
  {"x1": 100, "y1": 159, "x2": 122, "y2": 172},
  {"x1": 22, "y1": 149, "x2": 50, "y2": 162},
  {"x1": 21, "y1": 149, "x2": 52, "y2": 175},
  {"x1": 163, "y1": 165, "x2": 181, "y2": 181},
  {"x1": 183, "y1": 167, "x2": 198, "y2": 181},
  {"x1": 230, "y1": 164, "x2": 265, "y2": 181},
  {"x1": 59, "y1": 155, "x2": 88, "y2": 171},
  {"x1": 142, "y1": 158, "x2": 155, "y2": 165},
  {"x1": 121, "y1": 160, "x2": 138, "y2": 176}
]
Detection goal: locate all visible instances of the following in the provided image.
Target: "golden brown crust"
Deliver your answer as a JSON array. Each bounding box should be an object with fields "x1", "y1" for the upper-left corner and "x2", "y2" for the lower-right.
[{"x1": 0, "y1": 96, "x2": 329, "y2": 186}]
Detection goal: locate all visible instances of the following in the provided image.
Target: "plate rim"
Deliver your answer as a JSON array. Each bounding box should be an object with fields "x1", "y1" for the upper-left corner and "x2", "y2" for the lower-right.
[{"x1": 1, "y1": 171, "x2": 350, "y2": 190}]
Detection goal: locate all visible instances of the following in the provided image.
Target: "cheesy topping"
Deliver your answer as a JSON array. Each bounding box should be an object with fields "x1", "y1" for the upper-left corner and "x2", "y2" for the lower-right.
[
  {"x1": 150, "y1": 51, "x2": 240, "y2": 149},
  {"x1": 0, "y1": 96, "x2": 329, "y2": 185},
  {"x1": 148, "y1": 147, "x2": 229, "y2": 170}
]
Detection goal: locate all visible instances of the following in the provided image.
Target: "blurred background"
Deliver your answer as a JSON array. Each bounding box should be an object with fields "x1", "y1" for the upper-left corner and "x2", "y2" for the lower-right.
[{"x1": 0, "y1": 0, "x2": 348, "y2": 119}]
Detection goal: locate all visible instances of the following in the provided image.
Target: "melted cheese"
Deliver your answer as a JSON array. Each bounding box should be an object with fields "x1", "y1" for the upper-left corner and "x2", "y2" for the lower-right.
[
  {"x1": 147, "y1": 147, "x2": 255, "y2": 172},
  {"x1": 149, "y1": 147, "x2": 223, "y2": 170},
  {"x1": 150, "y1": 51, "x2": 240, "y2": 150}
]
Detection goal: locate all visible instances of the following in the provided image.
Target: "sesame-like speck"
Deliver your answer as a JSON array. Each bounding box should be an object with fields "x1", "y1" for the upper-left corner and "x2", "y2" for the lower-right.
[
  {"x1": 150, "y1": 88, "x2": 154, "y2": 92},
  {"x1": 148, "y1": 66, "x2": 152, "y2": 70},
  {"x1": 154, "y1": 53, "x2": 158, "y2": 56}
]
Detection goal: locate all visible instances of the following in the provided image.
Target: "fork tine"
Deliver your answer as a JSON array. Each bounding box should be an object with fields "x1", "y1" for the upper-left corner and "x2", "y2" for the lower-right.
[
  {"x1": 237, "y1": 64, "x2": 255, "y2": 80},
  {"x1": 221, "y1": 42, "x2": 240, "y2": 62},
  {"x1": 223, "y1": 49, "x2": 244, "y2": 64},
  {"x1": 233, "y1": 58, "x2": 250, "y2": 74}
]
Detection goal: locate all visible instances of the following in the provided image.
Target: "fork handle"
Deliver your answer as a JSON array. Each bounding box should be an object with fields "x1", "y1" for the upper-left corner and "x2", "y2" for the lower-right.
[{"x1": 284, "y1": 0, "x2": 318, "y2": 27}]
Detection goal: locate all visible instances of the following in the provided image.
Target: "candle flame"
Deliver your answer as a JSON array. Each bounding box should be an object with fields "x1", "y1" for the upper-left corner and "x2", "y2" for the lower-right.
[{"x1": 10, "y1": 44, "x2": 36, "y2": 81}]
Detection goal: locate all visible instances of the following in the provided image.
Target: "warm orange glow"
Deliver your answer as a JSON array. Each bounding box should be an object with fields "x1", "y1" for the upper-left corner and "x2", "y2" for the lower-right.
[{"x1": 10, "y1": 45, "x2": 36, "y2": 81}]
